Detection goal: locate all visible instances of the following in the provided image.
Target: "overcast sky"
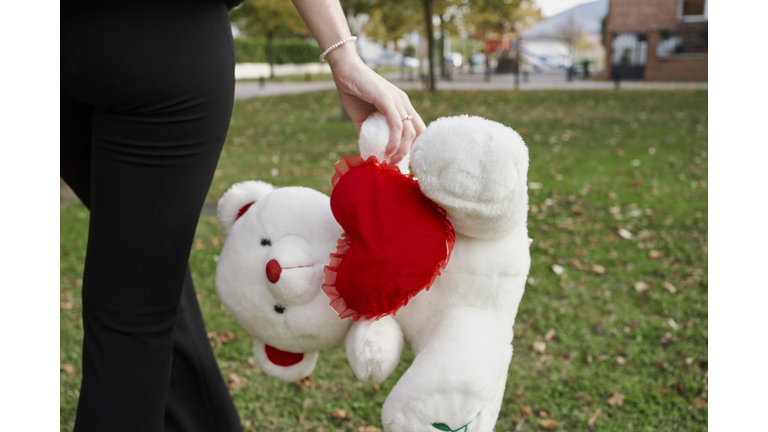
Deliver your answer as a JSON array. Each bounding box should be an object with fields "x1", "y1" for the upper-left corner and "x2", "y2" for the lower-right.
[{"x1": 535, "y1": 0, "x2": 595, "y2": 18}]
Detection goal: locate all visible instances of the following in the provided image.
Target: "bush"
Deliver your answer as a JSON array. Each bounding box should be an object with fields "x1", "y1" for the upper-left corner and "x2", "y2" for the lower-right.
[{"x1": 234, "y1": 37, "x2": 322, "y2": 64}]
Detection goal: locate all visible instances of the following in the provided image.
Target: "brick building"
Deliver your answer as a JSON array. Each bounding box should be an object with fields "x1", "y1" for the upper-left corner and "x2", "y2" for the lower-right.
[{"x1": 597, "y1": 0, "x2": 707, "y2": 81}]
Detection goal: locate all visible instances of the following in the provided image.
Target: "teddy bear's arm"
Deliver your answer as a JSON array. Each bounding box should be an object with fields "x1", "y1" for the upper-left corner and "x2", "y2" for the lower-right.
[{"x1": 345, "y1": 315, "x2": 404, "y2": 384}]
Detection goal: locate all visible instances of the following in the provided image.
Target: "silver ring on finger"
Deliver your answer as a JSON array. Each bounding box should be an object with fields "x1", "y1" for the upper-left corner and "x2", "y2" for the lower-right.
[{"x1": 401, "y1": 115, "x2": 413, "y2": 121}]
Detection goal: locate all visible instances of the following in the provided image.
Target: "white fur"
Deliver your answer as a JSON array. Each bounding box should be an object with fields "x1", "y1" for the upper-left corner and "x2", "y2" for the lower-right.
[
  {"x1": 345, "y1": 316, "x2": 404, "y2": 384},
  {"x1": 252, "y1": 339, "x2": 320, "y2": 382},
  {"x1": 216, "y1": 185, "x2": 351, "y2": 380},
  {"x1": 411, "y1": 115, "x2": 529, "y2": 240},
  {"x1": 217, "y1": 180, "x2": 275, "y2": 235},
  {"x1": 359, "y1": 113, "x2": 411, "y2": 174},
  {"x1": 350, "y1": 114, "x2": 531, "y2": 432}
]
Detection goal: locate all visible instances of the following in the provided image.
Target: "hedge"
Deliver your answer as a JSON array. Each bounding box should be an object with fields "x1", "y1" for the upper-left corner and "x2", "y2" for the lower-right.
[{"x1": 234, "y1": 37, "x2": 322, "y2": 64}]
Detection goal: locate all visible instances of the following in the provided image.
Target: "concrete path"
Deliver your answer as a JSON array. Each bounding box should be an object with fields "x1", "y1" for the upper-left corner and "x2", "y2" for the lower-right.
[{"x1": 235, "y1": 71, "x2": 707, "y2": 99}]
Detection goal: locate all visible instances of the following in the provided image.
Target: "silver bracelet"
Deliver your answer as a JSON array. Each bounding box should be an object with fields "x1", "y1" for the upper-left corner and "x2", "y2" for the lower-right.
[{"x1": 319, "y1": 36, "x2": 357, "y2": 62}]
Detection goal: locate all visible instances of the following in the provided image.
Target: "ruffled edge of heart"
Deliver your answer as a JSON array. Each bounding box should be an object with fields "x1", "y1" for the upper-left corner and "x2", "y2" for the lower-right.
[{"x1": 322, "y1": 154, "x2": 456, "y2": 322}]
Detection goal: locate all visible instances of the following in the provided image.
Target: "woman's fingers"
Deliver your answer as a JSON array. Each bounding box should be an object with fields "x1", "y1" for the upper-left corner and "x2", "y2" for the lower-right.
[
  {"x1": 374, "y1": 95, "x2": 404, "y2": 159},
  {"x1": 389, "y1": 110, "x2": 416, "y2": 165}
]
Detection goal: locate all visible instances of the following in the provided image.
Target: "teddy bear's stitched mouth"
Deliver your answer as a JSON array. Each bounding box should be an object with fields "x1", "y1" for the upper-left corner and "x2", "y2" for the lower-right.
[{"x1": 264, "y1": 344, "x2": 304, "y2": 367}]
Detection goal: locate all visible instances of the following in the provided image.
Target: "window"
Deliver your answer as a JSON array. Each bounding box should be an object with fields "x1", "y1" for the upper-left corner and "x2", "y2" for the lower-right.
[{"x1": 678, "y1": 0, "x2": 708, "y2": 22}]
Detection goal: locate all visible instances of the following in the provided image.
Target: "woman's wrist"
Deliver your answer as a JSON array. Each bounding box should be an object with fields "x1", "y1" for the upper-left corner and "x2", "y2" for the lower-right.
[{"x1": 325, "y1": 42, "x2": 363, "y2": 70}]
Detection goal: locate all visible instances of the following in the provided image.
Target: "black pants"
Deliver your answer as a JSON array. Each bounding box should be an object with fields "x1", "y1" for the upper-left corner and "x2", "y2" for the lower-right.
[{"x1": 61, "y1": 1, "x2": 241, "y2": 430}]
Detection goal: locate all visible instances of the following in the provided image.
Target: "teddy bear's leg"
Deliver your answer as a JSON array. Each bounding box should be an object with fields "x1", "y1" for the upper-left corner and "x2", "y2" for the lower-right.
[
  {"x1": 410, "y1": 116, "x2": 529, "y2": 240},
  {"x1": 345, "y1": 315, "x2": 404, "y2": 384},
  {"x1": 382, "y1": 307, "x2": 513, "y2": 432}
]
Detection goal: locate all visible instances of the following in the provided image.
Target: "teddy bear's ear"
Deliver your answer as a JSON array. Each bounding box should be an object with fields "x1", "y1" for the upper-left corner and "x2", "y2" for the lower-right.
[
  {"x1": 359, "y1": 112, "x2": 410, "y2": 174},
  {"x1": 217, "y1": 180, "x2": 275, "y2": 234}
]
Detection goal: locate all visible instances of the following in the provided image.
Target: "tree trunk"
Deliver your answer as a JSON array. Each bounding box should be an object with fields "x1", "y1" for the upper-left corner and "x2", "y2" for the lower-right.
[
  {"x1": 422, "y1": 0, "x2": 435, "y2": 92},
  {"x1": 266, "y1": 34, "x2": 275, "y2": 78},
  {"x1": 438, "y1": 17, "x2": 446, "y2": 79}
]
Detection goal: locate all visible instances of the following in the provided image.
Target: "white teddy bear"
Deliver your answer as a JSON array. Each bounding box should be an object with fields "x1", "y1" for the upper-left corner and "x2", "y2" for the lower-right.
[
  {"x1": 215, "y1": 182, "x2": 351, "y2": 380},
  {"x1": 344, "y1": 113, "x2": 531, "y2": 432}
]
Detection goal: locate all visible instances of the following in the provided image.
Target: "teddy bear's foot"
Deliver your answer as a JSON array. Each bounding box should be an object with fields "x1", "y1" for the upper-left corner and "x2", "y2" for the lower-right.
[
  {"x1": 382, "y1": 307, "x2": 513, "y2": 432},
  {"x1": 346, "y1": 315, "x2": 404, "y2": 384}
]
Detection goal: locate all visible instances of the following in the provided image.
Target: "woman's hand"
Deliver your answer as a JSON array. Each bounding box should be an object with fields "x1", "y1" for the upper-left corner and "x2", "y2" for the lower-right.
[{"x1": 326, "y1": 43, "x2": 426, "y2": 166}]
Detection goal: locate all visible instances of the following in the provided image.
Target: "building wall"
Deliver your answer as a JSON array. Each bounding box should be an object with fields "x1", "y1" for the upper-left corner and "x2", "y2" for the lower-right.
[
  {"x1": 607, "y1": 0, "x2": 679, "y2": 33},
  {"x1": 645, "y1": 30, "x2": 707, "y2": 81}
]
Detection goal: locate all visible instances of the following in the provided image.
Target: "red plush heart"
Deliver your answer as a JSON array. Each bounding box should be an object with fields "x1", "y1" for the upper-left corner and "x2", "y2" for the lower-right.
[{"x1": 322, "y1": 155, "x2": 455, "y2": 321}]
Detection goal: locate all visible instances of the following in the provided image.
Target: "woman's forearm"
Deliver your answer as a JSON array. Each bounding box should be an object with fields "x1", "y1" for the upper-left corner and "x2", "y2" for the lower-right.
[{"x1": 290, "y1": 0, "x2": 358, "y2": 66}]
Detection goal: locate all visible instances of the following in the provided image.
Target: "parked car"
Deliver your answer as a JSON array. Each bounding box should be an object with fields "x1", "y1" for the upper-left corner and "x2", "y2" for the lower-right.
[
  {"x1": 376, "y1": 52, "x2": 403, "y2": 67},
  {"x1": 403, "y1": 56, "x2": 420, "y2": 68}
]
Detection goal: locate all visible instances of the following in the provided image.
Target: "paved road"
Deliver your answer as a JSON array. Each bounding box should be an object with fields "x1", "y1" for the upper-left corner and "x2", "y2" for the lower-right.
[{"x1": 235, "y1": 71, "x2": 707, "y2": 99}]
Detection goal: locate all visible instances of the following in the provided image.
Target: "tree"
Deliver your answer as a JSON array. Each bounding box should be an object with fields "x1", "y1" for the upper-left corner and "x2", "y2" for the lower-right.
[{"x1": 230, "y1": 0, "x2": 310, "y2": 77}]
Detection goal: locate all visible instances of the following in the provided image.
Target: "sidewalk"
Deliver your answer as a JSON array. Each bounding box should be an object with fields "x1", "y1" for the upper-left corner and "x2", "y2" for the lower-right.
[{"x1": 235, "y1": 71, "x2": 707, "y2": 99}]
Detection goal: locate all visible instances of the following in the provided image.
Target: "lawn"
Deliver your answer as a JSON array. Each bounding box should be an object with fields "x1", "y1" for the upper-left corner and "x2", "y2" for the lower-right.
[{"x1": 60, "y1": 89, "x2": 708, "y2": 431}]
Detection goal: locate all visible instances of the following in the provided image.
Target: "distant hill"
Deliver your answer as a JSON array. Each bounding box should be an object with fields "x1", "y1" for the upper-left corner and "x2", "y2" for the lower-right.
[{"x1": 523, "y1": 0, "x2": 609, "y2": 38}]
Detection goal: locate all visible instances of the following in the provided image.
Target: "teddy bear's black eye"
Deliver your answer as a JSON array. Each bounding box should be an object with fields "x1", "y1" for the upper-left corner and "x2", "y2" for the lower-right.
[
  {"x1": 274, "y1": 304, "x2": 285, "y2": 314},
  {"x1": 261, "y1": 238, "x2": 271, "y2": 246}
]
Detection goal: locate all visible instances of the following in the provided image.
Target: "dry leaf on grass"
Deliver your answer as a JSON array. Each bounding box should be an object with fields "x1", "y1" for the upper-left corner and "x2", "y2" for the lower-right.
[
  {"x1": 228, "y1": 373, "x2": 247, "y2": 389},
  {"x1": 332, "y1": 409, "x2": 348, "y2": 419},
  {"x1": 634, "y1": 281, "x2": 650, "y2": 293},
  {"x1": 606, "y1": 392, "x2": 625, "y2": 406},
  {"x1": 358, "y1": 426, "x2": 381, "y2": 432},
  {"x1": 663, "y1": 282, "x2": 677, "y2": 293},
  {"x1": 660, "y1": 332, "x2": 677, "y2": 345},
  {"x1": 206, "y1": 331, "x2": 217, "y2": 339},
  {"x1": 538, "y1": 411, "x2": 550, "y2": 419},
  {"x1": 587, "y1": 408, "x2": 602, "y2": 429},
  {"x1": 616, "y1": 356, "x2": 627, "y2": 365},
  {"x1": 591, "y1": 264, "x2": 606, "y2": 276},
  {"x1": 648, "y1": 250, "x2": 664, "y2": 259},
  {"x1": 692, "y1": 398, "x2": 708, "y2": 408},
  {"x1": 571, "y1": 206, "x2": 583, "y2": 216},
  {"x1": 533, "y1": 341, "x2": 547, "y2": 354},
  {"x1": 296, "y1": 376, "x2": 317, "y2": 390},
  {"x1": 219, "y1": 331, "x2": 235, "y2": 343},
  {"x1": 519, "y1": 406, "x2": 534, "y2": 418},
  {"x1": 60, "y1": 364, "x2": 77, "y2": 377},
  {"x1": 537, "y1": 419, "x2": 557, "y2": 429},
  {"x1": 544, "y1": 329, "x2": 557, "y2": 341}
]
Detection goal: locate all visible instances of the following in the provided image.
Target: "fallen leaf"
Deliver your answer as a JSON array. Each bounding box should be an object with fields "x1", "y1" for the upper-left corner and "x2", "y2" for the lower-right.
[
  {"x1": 649, "y1": 250, "x2": 664, "y2": 259},
  {"x1": 373, "y1": 383, "x2": 380, "y2": 392},
  {"x1": 537, "y1": 419, "x2": 557, "y2": 429},
  {"x1": 571, "y1": 206, "x2": 583, "y2": 216},
  {"x1": 616, "y1": 356, "x2": 627, "y2": 365},
  {"x1": 577, "y1": 392, "x2": 594, "y2": 405},
  {"x1": 60, "y1": 364, "x2": 77, "y2": 377},
  {"x1": 692, "y1": 398, "x2": 708, "y2": 408},
  {"x1": 228, "y1": 373, "x2": 247, "y2": 389},
  {"x1": 296, "y1": 376, "x2": 316, "y2": 390},
  {"x1": 540, "y1": 355, "x2": 553, "y2": 363},
  {"x1": 587, "y1": 408, "x2": 602, "y2": 429},
  {"x1": 519, "y1": 406, "x2": 534, "y2": 418},
  {"x1": 634, "y1": 281, "x2": 650, "y2": 293},
  {"x1": 569, "y1": 258, "x2": 583, "y2": 270},
  {"x1": 552, "y1": 264, "x2": 565, "y2": 275},
  {"x1": 207, "y1": 331, "x2": 217, "y2": 339},
  {"x1": 663, "y1": 282, "x2": 677, "y2": 293},
  {"x1": 219, "y1": 331, "x2": 235, "y2": 343},
  {"x1": 196, "y1": 293, "x2": 204, "y2": 301},
  {"x1": 533, "y1": 341, "x2": 547, "y2": 354},
  {"x1": 591, "y1": 264, "x2": 606, "y2": 276},
  {"x1": 606, "y1": 392, "x2": 625, "y2": 407},
  {"x1": 508, "y1": 390, "x2": 523, "y2": 403},
  {"x1": 597, "y1": 355, "x2": 608, "y2": 361},
  {"x1": 332, "y1": 409, "x2": 348, "y2": 419},
  {"x1": 538, "y1": 411, "x2": 550, "y2": 419},
  {"x1": 657, "y1": 387, "x2": 670, "y2": 394},
  {"x1": 358, "y1": 427, "x2": 381, "y2": 432},
  {"x1": 660, "y1": 332, "x2": 677, "y2": 345},
  {"x1": 618, "y1": 228, "x2": 633, "y2": 239},
  {"x1": 544, "y1": 329, "x2": 556, "y2": 341},
  {"x1": 676, "y1": 380, "x2": 684, "y2": 395}
]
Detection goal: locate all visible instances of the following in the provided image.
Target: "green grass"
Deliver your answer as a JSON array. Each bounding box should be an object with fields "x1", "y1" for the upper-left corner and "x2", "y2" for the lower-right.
[
  {"x1": 60, "y1": 89, "x2": 708, "y2": 431},
  {"x1": 237, "y1": 66, "x2": 401, "y2": 83}
]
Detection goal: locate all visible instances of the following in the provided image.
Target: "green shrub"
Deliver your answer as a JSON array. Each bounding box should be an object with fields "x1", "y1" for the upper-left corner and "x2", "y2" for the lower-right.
[{"x1": 234, "y1": 37, "x2": 322, "y2": 64}]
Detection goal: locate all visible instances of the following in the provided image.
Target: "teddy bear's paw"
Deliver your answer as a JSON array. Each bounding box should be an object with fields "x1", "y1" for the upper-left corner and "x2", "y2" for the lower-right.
[
  {"x1": 345, "y1": 316, "x2": 404, "y2": 384},
  {"x1": 382, "y1": 388, "x2": 496, "y2": 432},
  {"x1": 251, "y1": 339, "x2": 320, "y2": 382},
  {"x1": 358, "y1": 113, "x2": 411, "y2": 174}
]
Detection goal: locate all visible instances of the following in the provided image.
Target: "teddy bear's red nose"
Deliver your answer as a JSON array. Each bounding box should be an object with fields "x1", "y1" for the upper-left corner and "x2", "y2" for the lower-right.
[{"x1": 266, "y1": 259, "x2": 282, "y2": 283}]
